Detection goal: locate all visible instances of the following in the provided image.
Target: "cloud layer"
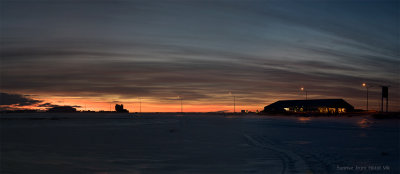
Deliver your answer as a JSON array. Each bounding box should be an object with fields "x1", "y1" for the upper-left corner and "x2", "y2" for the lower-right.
[
  {"x1": 0, "y1": 93, "x2": 41, "y2": 106},
  {"x1": 1, "y1": 0, "x2": 399, "y2": 111},
  {"x1": 0, "y1": 92, "x2": 81, "y2": 110}
]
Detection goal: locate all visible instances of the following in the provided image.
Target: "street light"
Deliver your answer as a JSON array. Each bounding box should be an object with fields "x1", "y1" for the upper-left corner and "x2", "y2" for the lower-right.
[
  {"x1": 300, "y1": 87, "x2": 307, "y2": 100},
  {"x1": 362, "y1": 83, "x2": 371, "y2": 111}
]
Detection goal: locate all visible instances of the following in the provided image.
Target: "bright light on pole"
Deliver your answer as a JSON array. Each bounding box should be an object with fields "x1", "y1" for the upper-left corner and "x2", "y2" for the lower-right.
[
  {"x1": 362, "y1": 83, "x2": 370, "y2": 111},
  {"x1": 300, "y1": 87, "x2": 307, "y2": 100}
]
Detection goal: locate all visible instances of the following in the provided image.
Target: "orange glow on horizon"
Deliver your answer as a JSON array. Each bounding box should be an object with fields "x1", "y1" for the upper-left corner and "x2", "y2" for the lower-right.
[
  {"x1": 4, "y1": 90, "x2": 399, "y2": 112},
  {"x1": 12, "y1": 96, "x2": 264, "y2": 113}
]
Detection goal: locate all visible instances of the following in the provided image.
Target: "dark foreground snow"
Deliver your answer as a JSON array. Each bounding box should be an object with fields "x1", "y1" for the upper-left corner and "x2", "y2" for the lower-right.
[{"x1": 1, "y1": 113, "x2": 399, "y2": 174}]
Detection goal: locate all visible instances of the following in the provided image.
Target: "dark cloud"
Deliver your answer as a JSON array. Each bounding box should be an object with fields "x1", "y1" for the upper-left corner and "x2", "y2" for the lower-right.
[
  {"x1": 0, "y1": 92, "x2": 81, "y2": 109},
  {"x1": 0, "y1": 92, "x2": 42, "y2": 106},
  {"x1": 37, "y1": 103, "x2": 58, "y2": 108},
  {"x1": 37, "y1": 103, "x2": 81, "y2": 108},
  {"x1": 0, "y1": 48, "x2": 132, "y2": 60}
]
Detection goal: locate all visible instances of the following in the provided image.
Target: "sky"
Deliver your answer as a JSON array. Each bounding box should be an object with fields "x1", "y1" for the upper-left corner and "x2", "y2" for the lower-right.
[{"x1": 0, "y1": 0, "x2": 399, "y2": 112}]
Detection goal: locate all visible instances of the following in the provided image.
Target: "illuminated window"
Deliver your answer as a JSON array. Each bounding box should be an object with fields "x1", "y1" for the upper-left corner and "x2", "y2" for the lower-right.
[{"x1": 328, "y1": 108, "x2": 336, "y2": 113}]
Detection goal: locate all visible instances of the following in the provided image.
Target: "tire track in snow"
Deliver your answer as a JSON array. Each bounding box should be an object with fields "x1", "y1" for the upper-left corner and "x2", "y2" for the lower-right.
[{"x1": 243, "y1": 134, "x2": 311, "y2": 174}]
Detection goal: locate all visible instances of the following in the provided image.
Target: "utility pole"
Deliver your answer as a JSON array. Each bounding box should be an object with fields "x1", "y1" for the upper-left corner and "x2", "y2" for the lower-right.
[
  {"x1": 305, "y1": 91, "x2": 307, "y2": 112},
  {"x1": 386, "y1": 93, "x2": 389, "y2": 112},
  {"x1": 301, "y1": 87, "x2": 308, "y2": 112},
  {"x1": 381, "y1": 91, "x2": 383, "y2": 112},
  {"x1": 233, "y1": 96, "x2": 236, "y2": 113},
  {"x1": 228, "y1": 92, "x2": 235, "y2": 114},
  {"x1": 305, "y1": 91, "x2": 308, "y2": 100},
  {"x1": 139, "y1": 97, "x2": 142, "y2": 113},
  {"x1": 381, "y1": 86, "x2": 389, "y2": 112},
  {"x1": 362, "y1": 83, "x2": 371, "y2": 111},
  {"x1": 178, "y1": 96, "x2": 183, "y2": 113},
  {"x1": 366, "y1": 87, "x2": 369, "y2": 111}
]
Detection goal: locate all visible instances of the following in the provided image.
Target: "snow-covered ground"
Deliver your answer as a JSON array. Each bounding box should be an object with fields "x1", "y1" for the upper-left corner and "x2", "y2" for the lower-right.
[{"x1": 1, "y1": 113, "x2": 399, "y2": 174}]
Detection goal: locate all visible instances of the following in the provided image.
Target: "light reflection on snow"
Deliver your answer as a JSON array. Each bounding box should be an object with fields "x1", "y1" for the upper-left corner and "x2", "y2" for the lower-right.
[
  {"x1": 297, "y1": 117, "x2": 311, "y2": 123},
  {"x1": 357, "y1": 119, "x2": 373, "y2": 128}
]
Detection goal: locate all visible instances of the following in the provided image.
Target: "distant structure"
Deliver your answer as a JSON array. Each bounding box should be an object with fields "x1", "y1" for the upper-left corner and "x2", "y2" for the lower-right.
[
  {"x1": 264, "y1": 99, "x2": 354, "y2": 114},
  {"x1": 48, "y1": 106, "x2": 77, "y2": 112},
  {"x1": 381, "y1": 86, "x2": 389, "y2": 112},
  {"x1": 115, "y1": 104, "x2": 129, "y2": 113}
]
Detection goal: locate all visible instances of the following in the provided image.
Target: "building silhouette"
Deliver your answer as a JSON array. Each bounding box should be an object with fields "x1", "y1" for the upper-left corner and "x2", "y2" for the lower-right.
[
  {"x1": 47, "y1": 106, "x2": 77, "y2": 113},
  {"x1": 115, "y1": 104, "x2": 129, "y2": 113},
  {"x1": 264, "y1": 99, "x2": 354, "y2": 114}
]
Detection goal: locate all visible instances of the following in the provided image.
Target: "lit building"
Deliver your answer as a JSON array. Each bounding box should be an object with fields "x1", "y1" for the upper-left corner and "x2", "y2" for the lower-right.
[{"x1": 263, "y1": 99, "x2": 354, "y2": 114}]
